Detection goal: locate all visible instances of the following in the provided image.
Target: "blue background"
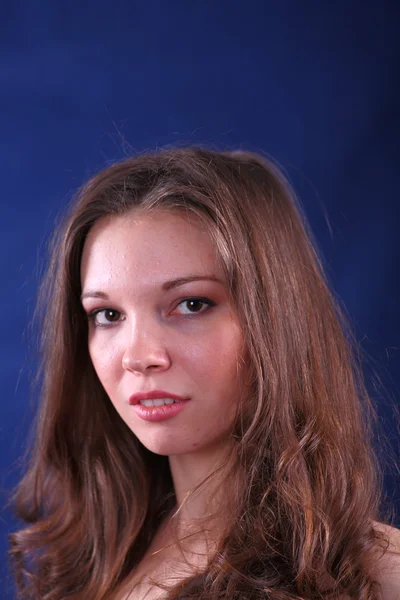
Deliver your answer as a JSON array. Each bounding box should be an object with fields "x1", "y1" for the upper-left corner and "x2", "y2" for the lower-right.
[{"x1": 1, "y1": 2, "x2": 399, "y2": 596}]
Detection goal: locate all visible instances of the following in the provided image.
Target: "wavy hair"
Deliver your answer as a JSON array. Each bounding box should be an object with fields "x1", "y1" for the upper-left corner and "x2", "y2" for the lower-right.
[{"x1": 10, "y1": 147, "x2": 392, "y2": 599}]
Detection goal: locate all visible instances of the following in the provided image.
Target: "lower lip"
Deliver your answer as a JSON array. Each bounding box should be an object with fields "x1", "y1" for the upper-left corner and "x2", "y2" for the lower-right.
[{"x1": 131, "y1": 399, "x2": 190, "y2": 422}]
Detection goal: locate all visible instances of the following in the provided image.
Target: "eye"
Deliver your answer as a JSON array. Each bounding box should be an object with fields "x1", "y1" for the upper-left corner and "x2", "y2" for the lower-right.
[
  {"x1": 173, "y1": 297, "x2": 216, "y2": 315},
  {"x1": 88, "y1": 308, "x2": 122, "y2": 327}
]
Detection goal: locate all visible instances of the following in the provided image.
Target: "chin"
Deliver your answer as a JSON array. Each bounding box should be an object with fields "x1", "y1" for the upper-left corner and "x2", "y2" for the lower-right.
[
  {"x1": 135, "y1": 434, "x2": 195, "y2": 457},
  {"x1": 137, "y1": 432, "x2": 231, "y2": 459}
]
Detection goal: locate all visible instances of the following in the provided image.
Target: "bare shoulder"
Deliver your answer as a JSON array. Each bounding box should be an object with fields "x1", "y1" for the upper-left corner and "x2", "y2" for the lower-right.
[{"x1": 372, "y1": 521, "x2": 400, "y2": 599}]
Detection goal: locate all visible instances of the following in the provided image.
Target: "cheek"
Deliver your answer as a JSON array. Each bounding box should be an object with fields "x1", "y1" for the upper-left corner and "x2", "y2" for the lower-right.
[
  {"x1": 185, "y1": 324, "x2": 244, "y2": 389},
  {"x1": 88, "y1": 336, "x2": 121, "y2": 388}
]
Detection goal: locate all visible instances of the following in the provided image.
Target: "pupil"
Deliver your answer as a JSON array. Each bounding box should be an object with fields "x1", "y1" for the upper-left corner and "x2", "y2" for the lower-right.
[
  {"x1": 188, "y1": 300, "x2": 202, "y2": 312},
  {"x1": 106, "y1": 310, "x2": 118, "y2": 321}
]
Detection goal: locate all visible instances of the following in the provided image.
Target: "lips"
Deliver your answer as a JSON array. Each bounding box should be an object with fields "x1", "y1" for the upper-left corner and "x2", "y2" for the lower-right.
[{"x1": 129, "y1": 390, "x2": 190, "y2": 405}]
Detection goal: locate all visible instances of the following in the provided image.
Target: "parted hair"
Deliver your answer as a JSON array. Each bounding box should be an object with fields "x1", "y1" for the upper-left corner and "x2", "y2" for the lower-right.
[{"x1": 10, "y1": 147, "x2": 391, "y2": 599}]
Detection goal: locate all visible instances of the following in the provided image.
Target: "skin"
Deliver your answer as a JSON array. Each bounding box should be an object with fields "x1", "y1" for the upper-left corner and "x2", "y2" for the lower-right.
[
  {"x1": 80, "y1": 208, "x2": 400, "y2": 598},
  {"x1": 80, "y1": 209, "x2": 246, "y2": 517}
]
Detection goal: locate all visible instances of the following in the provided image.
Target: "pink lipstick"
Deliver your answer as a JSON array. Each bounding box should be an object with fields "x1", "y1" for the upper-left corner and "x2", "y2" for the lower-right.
[{"x1": 129, "y1": 390, "x2": 190, "y2": 422}]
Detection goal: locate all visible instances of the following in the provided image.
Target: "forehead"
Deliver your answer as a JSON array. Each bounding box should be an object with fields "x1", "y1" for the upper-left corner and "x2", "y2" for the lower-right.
[{"x1": 80, "y1": 209, "x2": 223, "y2": 289}]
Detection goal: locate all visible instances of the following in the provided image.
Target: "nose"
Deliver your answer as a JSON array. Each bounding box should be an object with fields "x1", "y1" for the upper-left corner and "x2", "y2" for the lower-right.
[{"x1": 121, "y1": 324, "x2": 171, "y2": 375}]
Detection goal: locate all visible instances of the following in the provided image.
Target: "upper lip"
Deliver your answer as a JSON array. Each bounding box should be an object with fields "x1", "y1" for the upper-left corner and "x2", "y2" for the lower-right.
[{"x1": 129, "y1": 390, "x2": 190, "y2": 405}]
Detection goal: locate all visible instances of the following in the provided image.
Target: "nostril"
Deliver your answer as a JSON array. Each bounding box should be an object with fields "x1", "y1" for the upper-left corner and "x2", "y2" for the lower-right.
[{"x1": 122, "y1": 351, "x2": 171, "y2": 374}]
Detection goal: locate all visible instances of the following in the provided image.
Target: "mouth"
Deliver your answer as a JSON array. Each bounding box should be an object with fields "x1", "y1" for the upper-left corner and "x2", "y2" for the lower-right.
[
  {"x1": 128, "y1": 390, "x2": 190, "y2": 406},
  {"x1": 129, "y1": 391, "x2": 191, "y2": 422}
]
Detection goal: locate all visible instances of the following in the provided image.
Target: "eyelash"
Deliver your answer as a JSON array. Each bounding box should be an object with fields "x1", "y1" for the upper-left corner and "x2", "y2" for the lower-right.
[{"x1": 87, "y1": 297, "x2": 216, "y2": 328}]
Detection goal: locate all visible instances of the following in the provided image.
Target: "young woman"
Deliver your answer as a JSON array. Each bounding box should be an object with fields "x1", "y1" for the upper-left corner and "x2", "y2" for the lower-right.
[{"x1": 10, "y1": 148, "x2": 400, "y2": 599}]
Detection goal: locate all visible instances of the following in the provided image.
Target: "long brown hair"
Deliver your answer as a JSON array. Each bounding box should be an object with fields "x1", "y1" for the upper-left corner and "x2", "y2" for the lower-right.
[{"x1": 10, "y1": 148, "x2": 392, "y2": 598}]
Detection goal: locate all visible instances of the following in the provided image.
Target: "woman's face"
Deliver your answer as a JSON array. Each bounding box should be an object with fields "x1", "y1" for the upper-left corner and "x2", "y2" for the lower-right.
[{"x1": 80, "y1": 209, "x2": 246, "y2": 457}]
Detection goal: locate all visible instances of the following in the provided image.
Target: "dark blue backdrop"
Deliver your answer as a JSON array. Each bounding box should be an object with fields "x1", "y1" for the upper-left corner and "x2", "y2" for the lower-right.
[{"x1": 1, "y1": 2, "x2": 399, "y2": 596}]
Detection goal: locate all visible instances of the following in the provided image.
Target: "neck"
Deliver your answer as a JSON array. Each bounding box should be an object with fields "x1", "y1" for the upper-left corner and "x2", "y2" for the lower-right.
[{"x1": 168, "y1": 439, "x2": 232, "y2": 527}]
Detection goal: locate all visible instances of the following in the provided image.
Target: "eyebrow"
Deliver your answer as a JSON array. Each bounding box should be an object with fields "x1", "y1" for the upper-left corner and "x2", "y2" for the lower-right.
[{"x1": 80, "y1": 275, "x2": 224, "y2": 301}]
